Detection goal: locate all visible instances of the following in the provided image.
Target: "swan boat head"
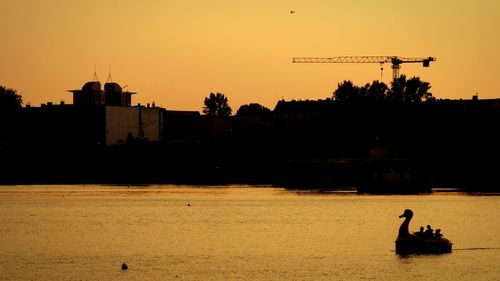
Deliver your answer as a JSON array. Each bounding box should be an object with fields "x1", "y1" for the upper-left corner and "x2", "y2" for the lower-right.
[
  {"x1": 399, "y1": 209, "x2": 413, "y2": 219},
  {"x1": 397, "y1": 209, "x2": 415, "y2": 240}
]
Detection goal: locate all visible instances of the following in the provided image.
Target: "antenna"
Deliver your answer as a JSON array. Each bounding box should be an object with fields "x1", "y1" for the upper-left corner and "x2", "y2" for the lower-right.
[
  {"x1": 93, "y1": 64, "x2": 99, "y2": 81},
  {"x1": 106, "y1": 65, "x2": 112, "y2": 82}
]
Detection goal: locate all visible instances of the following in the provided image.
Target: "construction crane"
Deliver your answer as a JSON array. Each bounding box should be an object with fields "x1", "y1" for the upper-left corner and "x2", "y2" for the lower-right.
[{"x1": 292, "y1": 56, "x2": 436, "y2": 80}]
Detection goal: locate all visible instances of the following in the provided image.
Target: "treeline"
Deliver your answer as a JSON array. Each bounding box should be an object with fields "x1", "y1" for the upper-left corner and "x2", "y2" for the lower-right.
[
  {"x1": 333, "y1": 76, "x2": 434, "y2": 104},
  {"x1": 203, "y1": 75, "x2": 435, "y2": 118},
  {"x1": 0, "y1": 85, "x2": 23, "y2": 111}
]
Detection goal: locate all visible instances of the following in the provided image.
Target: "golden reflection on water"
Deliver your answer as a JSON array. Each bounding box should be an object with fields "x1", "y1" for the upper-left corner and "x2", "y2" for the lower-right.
[{"x1": 1, "y1": 185, "x2": 499, "y2": 280}]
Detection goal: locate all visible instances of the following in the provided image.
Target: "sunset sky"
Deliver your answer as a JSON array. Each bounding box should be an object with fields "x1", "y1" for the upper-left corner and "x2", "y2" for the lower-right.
[{"x1": 1, "y1": 0, "x2": 499, "y2": 111}]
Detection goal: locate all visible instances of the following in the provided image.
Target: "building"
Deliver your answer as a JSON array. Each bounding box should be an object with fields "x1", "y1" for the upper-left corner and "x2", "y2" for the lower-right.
[
  {"x1": 68, "y1": 80, "x2": 135, "y2": 107},
  {"x1": 7, "y1": 79, "x2": 163, "y2": 147},
  {"x1": 162, "y1": 110, "x2": 202, "y2": 144},
  {"x1": 68, "y1": 79, "x2": 163, "y2": 145}
]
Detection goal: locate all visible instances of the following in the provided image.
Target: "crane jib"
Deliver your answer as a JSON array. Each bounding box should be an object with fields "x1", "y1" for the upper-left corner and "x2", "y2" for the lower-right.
[
  {"x1": 291, "y1": 56, "x2": 436, "y2": 79},
  {"x1": 292, "y1": 56, "x2": 436, "y2": 64}
]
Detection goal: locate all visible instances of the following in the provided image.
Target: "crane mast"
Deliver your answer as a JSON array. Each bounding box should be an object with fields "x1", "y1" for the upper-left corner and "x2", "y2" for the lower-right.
[{"x1": 292, "y1": 56, "x2": 436, "y2": 80}]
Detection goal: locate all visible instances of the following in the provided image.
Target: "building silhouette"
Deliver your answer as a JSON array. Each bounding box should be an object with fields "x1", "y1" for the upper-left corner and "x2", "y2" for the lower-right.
[
  {"x1": 69, "y1": 81, "x2": 105, "y2": 106},
  {"x1": 6, "y1": 79, "x2": 162, "y2": 147},
  {"x1": 68, "y1": 80, "x2": 135, "y2": 107},
  {"x1": 2, "y1": 77, "x2": 500, "y2": 191}
]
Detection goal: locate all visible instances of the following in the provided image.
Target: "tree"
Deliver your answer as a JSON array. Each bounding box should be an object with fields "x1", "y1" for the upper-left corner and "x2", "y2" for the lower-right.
[
  {"x1": 0, "y1": 85, "x2": 23, "y2": 110},
  {"x1": 333, "y1": 80, "x2": 390, "y2": 103},
  {"x1": 387, "y1": 75, "x2": 434, "y2": 104},
  {"x1": 203, "y1": 92, "x2": 232, "y2": 116},
  {"x1": 332, "y1": 80, "x2": 360, "y2": 102},
  {"x1": 332, "y1": 77, "x2": 433, "y2": 104},
  {"x1": 366, "y1": 80, "x2": 389, "y2": 101},
  {"x1": 386, "y1": 76, "x2": 406, "y2": 103},
  {"x1": 405, "y1": 76, "x2": 434, "y2": 103},
  {"x1": 236, "y1": 103, "x2": 271, "y2": 117}
]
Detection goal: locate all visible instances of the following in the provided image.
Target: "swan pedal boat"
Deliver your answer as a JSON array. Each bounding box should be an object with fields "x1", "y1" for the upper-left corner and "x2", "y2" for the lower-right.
[{"x1": 395, "y1": 209, "x2": 452, "y2": 254}]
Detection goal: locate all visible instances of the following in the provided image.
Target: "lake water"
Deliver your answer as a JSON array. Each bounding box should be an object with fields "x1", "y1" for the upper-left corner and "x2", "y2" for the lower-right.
[{"x1": 0, "y1": 185, "x2": 499, "y2": 280}]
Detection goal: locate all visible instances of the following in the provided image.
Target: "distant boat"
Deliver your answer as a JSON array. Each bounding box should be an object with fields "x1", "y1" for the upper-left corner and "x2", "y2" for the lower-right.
[
  {"x1": 395, "y1": 209, "x2": 452, "y2": 254},
  {"x1": 357, "y1": 159, "x2": 431, "y2": 194}
]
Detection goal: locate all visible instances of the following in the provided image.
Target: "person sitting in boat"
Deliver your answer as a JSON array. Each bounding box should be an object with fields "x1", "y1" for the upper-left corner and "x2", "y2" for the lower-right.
[
  {"x1": 424, "y1": 225, "x2": 434, "y2": 239},
  {"x1": 415, "y1": 226, "x2": 425, "y2": 238},
  {"x1": 434, "y1": 229, "x2": 443, "y2": 239}
]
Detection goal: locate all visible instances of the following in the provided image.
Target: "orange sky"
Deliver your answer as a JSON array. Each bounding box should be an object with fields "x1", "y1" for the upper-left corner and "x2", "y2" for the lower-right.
[{"x1": 1, "y1": 0, "x2": 499, "y2": 111}]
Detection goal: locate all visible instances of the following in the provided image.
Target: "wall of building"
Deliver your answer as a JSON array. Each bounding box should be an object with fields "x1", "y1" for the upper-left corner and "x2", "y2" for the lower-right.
[
  {"x1": 105, "y1": 106, "x2": 162, "y2": 145},
  {"x1": 162, "y1": 110, "x2": 201, "y2": 144},
  {"x1": 105, "y1": 106, "x2": 139, "y2": 145},
  {"x1": 140, "y1": 107, "x2": 162, "y2": 142}
]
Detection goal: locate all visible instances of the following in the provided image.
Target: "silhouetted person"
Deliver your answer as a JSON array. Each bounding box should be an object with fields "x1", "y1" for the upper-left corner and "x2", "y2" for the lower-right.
[
  {"x1": 126, "y1": 132, "x2": 135, "y2": 144},
  {"x1": 434, "y1": 229, "x2": 443, "y2": 239},
  {"x1": 424, "y1": 225, "x2": 434, "y2": 239},
  {"x1": 416, "y1": 226, "x2": 425, "y2": 238}
]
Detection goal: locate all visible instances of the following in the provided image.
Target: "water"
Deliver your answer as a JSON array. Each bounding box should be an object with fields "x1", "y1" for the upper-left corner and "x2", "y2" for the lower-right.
[{"x1": 1, "y1": 185, "x2": 499, "y2": 280}]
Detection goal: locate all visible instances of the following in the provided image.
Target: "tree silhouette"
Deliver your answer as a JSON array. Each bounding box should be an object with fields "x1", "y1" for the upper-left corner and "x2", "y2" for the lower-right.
[
  {"x1": 203, "y1": 92, "x2": 232, "y2": 116},
  {"x1": 386, "y1": 76, "x2": 405, "y2": 103},
  {"x1": 366, "y1": 80, "x2": 389, "y2": 101},
  {"x1": 0, "y1": 85, "x2": 23, "y2": 110},
  {"x1": 333, "y1": 77, "x2": 433, "y2": 104},
  {"x1": 388, "y1": 75, "x2": 434, "y2": 103},
  {"x1": 333, "y1": 80, "x2": 361, "y2": 102},
  {"x1": 236, "y1": 103, "x2": 271, "y2": 117},
  {"x1": 405, "y1": 76, "x2": 434, "y2": 103}
]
